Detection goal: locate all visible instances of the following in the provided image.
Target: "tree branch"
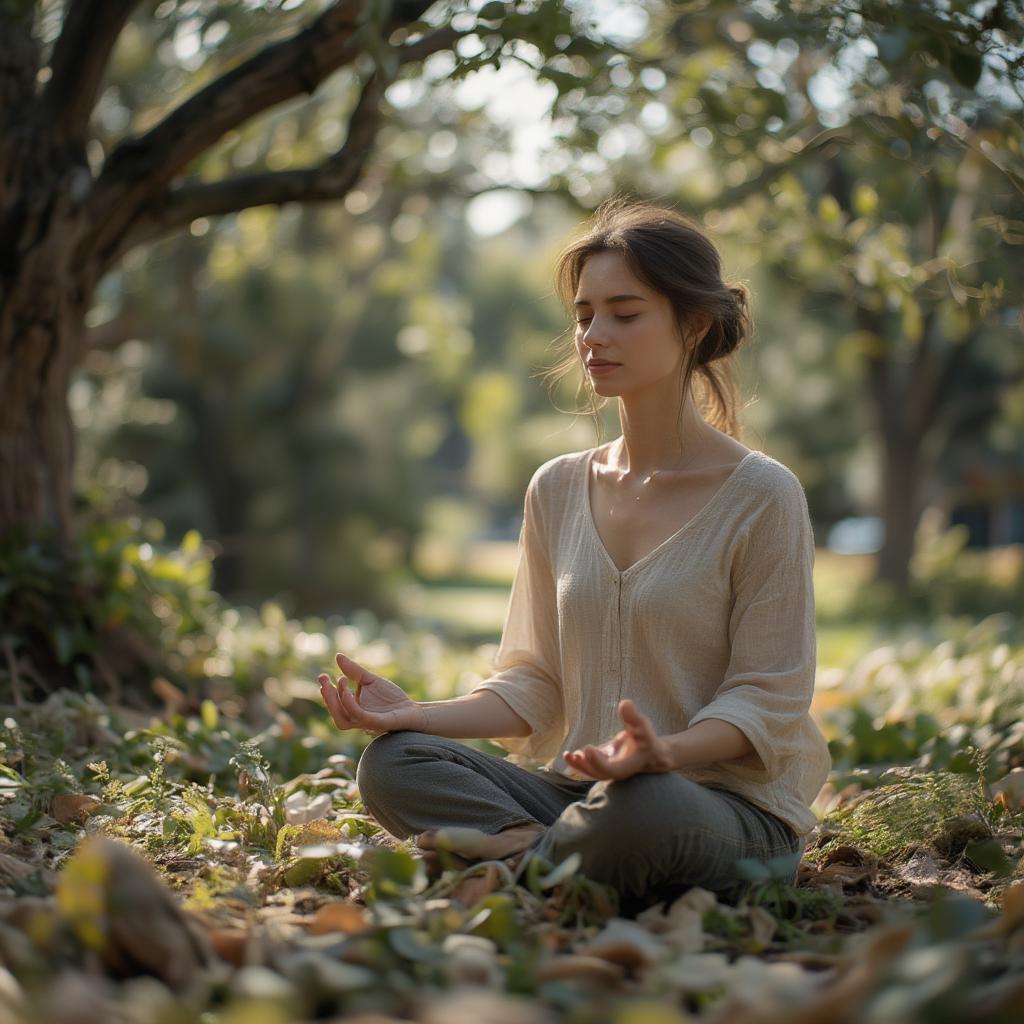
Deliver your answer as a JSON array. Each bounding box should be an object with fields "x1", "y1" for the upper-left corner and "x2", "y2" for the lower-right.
[
  {"x1": 97, "y1": 0, "x2": 438, "y2": 193},
  {"x1": 100, "y1": 19, "x2": 461, "y2": 265},
  {"x1": 39, "y1": 0, "x2": 140, "y2": 145},
  {"x1": 87, "y1": 0, "x2": 444, "y2": 268},
  {"x1": 114, "y1": 69, "x2": 387, "y2": 259}
]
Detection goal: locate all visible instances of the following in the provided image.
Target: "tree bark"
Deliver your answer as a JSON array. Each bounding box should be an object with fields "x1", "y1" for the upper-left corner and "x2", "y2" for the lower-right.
[
  {"x1": 0, "y1": 0, "x2": 441, "y2": 545},
  {"x1": 859, "y1": 303, "x2": 924, "y2": 593},
  {"x1": 875, "y1": 435, "x2": 921, "y2": 592}
]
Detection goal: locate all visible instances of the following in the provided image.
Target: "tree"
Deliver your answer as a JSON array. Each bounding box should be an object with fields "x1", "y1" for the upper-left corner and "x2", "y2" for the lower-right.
[
  {"x1": 0, "y1": 0, "x2": 612, "y2": 548},
  {"x1": 577, "y1": 0, "x2": 1024, "y2": 590}
]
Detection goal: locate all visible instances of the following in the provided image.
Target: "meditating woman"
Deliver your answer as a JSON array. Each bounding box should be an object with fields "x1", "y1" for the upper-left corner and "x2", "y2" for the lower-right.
[{"x1": 318, "y1": 198, "x2": 831, "y2": 916}]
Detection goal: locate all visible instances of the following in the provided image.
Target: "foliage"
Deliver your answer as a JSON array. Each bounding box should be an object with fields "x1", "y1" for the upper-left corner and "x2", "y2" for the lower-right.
[
  {"x1": 0, "y1": 510, "x2": 217, "y2": 698},
  {"x1": 2, "y1": 601, "x2": 1024, "y2": 1021},
  {"x1": 815, "y1": 769, "x2": 997, "y2": 860},
  {"x1": 816, "y1": 612, "x2": 1024, "y2": 777}
]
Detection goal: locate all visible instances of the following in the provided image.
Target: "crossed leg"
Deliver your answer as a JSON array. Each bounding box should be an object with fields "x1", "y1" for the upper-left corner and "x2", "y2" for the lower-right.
[{"x1": 355, "y1": 731, "x2": 801, "y2": 914}]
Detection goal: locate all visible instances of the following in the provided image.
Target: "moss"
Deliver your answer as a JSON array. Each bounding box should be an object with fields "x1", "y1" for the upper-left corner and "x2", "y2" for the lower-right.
[{"x1": 274, "y1": 818, "x2": 349, "y2": 861}]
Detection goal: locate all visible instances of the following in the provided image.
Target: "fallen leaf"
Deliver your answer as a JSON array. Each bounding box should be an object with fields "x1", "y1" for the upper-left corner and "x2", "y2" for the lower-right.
[
  {"x1": 307, "y1": 902, "x2": 368, "y2": 936},
  {"x1": 0, "y1": 854, "x2": 36, "y2": 885},
  {"x1": 283, "y1": 792, "x2": 333, "y2": 825},
  {"x1": 51, "y1": 795, "x2": 102, "y2": 826},
  {"x1": 895, "y1": 847, "x2": 943, "y2": 888},
  {"x1": 55, "y1": 837, "x2": 210, "y2": 989},
  {"x1": 580, "y1": 919, "x2": 666, "y2": 969},
  {"x1": 537, "y1": 954, "x2": 625, "y2": 987},
  {"x1": 991, "y1": 769, "x2": 1024, "y2": 810},
  {"x1": 747, "y1": 905, "x2": 777, "y2": 947},
  {"x1": 207, "y1": 927, "x2": 248, "y2": 967},
  {"x1": 419, "y1": 989, "x2": 560, "y2": 1024},
  {"x1": 442, "y1": 934, "x2": 500, "y2": 987},
  {"x1": 450, "y1": 863, "x2": 502, "y2": 908}
]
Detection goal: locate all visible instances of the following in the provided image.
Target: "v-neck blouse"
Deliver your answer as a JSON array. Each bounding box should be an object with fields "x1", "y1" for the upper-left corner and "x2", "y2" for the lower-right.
[
  {"x1": 470, "y1": 445, "x2": 831, "y2": 837},
  {"x1": 584, "y1": 447, "x2": 760, "y2": 575}
]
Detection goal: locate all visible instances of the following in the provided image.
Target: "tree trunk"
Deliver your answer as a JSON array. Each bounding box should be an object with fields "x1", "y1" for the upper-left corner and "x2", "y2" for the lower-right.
[
  {"x1": 859, "y1": 303, "x2": 923, "y2": 594},
  {"x1": 0, "y1": 219, "x2": 92, "y2": 545},
  {"x1": 876, "y1": 435, "x2": 922, "y2": 592}
]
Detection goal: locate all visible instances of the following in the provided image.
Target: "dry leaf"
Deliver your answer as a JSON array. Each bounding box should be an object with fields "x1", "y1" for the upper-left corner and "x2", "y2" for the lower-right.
[
  {"x1": 0, "y1": 854, "x2": 36, "y2": 885},
  {"x1": 51, "y1": 795, "x2": 101, "y2": 826},
  {"x1": 450, "y1": 863, "x2": 502, "y2": 908},
  {"x1": 747, "y1": 906, "x2": 777, "y2": 947},
  {"x1": 657, "y1": 951, "x2": 731, "y2": 993},
  {"x1": 207, "y1": 928, "x2": 248, "y2": 967},
  {"x1": 308, "y1": 902, "x2": 368, "y2": 936},
  {"x1": 442, "y1": 934, "x2": 500, "y2": 988},
  {"x1": 661, "y1": 907, "x2": 706, "y2": 954},
  {"x1": 151, "y1": 677, "x2": 189, "y2": 713},
  {"x1": 991, "y1": 769, "x2": 1024, "y2": 810},
  {"x1": 537, "y1": 954, "x2": 625, "y2": 987},
  {"x1": 56, "y1": 837, "x2": 210, "y2": 989},
  {"x1": 894, "y1": 848, "x2": 943, "y2": 888},
  {"x1": 580, "y1": 919, "x2": 665, "y2": 969},
  {"x1": 419, "y1": 989, "x2": 560, "y2": 1024},
  {"x1": 283, "y1": 791, "x2": 333, "y2": 825}
]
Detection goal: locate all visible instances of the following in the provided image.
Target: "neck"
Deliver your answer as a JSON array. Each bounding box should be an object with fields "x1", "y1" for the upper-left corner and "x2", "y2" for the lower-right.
[{"x1": 614, "y1": 385, "x2": 713, "y2": 477}]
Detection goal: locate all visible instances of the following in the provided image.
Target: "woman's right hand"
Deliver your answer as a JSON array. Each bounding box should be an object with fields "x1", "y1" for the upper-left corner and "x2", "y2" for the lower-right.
[{"x1": 318, "y1": 652, "x2": 427, "y2": 735}]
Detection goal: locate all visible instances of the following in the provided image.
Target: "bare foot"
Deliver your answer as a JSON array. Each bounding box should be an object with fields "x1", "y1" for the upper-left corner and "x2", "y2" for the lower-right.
[{"x1": 415, "y1": 823, "x2": 545, "y2": 861}]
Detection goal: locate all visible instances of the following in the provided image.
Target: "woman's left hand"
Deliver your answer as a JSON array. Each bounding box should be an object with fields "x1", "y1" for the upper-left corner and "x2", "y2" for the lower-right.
[{"x1": 563, "y1": 700, "x2": 674, "y2": 780}]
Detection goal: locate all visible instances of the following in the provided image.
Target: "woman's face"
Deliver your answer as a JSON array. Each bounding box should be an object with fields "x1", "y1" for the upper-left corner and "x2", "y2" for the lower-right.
[{"x1": 573, "y1": 251, "x2": 690, "y2": 398}]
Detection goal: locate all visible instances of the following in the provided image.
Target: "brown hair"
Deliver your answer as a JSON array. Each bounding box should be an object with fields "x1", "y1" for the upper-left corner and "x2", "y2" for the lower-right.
[{"x1": 541, "y1": 196, "x2": 752, "y2": 443}]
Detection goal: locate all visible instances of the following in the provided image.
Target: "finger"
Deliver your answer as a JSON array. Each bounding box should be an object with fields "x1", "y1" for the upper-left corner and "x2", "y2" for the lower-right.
[
  {"x1": 619, "y1": 699, "x2": 651, "y2": 735},
  {"x1": 337, "y1": 677, "x2": 389, "y2": 731},
  {"x1": 563, "y1": 752, "x2": 602, "y2": 780},
  {"x1": 576, "y1": 744, "x2": 611, "y2": 777},
  {"x1": 336, "y1": 652, "x2": 377, "y2": 688},
  {"x1": 319, "y1": 676, "x2": 354, "y2": 730}
]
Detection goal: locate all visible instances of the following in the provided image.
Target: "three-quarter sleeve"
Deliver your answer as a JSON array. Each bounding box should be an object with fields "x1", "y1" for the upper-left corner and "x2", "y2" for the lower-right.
[
  {"x1": 470, "y1": 471, "x2": 566, "y2": 763},
  {"x1": 688, "y1": 473, "x2": 817, "y2": 780}
]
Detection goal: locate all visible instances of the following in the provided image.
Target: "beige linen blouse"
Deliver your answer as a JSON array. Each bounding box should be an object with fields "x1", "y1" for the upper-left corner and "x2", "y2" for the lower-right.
[{"x1": 470, "y1": 445, "x2": 832, "y2": 837}]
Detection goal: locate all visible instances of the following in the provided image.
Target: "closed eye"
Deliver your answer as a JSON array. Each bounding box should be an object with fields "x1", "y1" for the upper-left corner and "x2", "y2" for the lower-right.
[{"x1": 575, "y1": 314, "x2": 640, "y2": 324}]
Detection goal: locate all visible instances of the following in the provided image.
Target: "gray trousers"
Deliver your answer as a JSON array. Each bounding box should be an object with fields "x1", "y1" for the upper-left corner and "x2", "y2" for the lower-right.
[{"x1": 355, "y1": 731, "x2": 804, "y2": 915}]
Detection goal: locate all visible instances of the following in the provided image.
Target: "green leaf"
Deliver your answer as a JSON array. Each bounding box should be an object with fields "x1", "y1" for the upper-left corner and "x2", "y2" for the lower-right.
[
  {"x1": 964, "y1": 839, "x2": 1013, "y2": 877},
  {"x1": 367, "y1": 848, "x2": 427, "y2": 899},
  {"x1": 201, "y1": 699, "x2": 219, "y2": 731},
  {"x1": 468, "y1": 892, "x2": 520, "y2": 948},
  {"x1": 283, "y1": 856, "x2": 326, "y2": 886},
  {"x1": 925, "y1": 889, "x2": 992, "y2": 940},
  {"x1": 477, "y1": 1, "x2": 507, "y2": 21},
  {"x1": 536, "y1": 851, "x2": 581, "y2": 890}
]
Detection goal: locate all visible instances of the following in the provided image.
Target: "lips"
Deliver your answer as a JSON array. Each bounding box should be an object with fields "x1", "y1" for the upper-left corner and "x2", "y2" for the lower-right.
[{"x1": 587, "y1": 360, "x2": 620, "y2": 367}]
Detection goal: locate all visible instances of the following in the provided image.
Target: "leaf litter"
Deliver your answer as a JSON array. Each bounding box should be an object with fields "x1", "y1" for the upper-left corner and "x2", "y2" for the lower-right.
[{"x1": 0, "y1": 691, "x2": 1022, "y2": 1023}]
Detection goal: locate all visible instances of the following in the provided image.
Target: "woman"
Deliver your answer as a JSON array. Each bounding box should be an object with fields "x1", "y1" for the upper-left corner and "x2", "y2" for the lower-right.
[{"x1": 318, "y1": 198, "x2": 831, "y2": 916}]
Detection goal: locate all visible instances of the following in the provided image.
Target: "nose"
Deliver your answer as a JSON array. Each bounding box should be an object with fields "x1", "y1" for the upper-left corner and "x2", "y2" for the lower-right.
[{"x1": 579, "y1": 314, "x2": 612, "y2": 348}]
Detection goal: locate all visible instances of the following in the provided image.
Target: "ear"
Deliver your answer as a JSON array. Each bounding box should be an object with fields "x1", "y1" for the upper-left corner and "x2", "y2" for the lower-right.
[{"x1": 690, "y1": 313, "x2": 714, "y2": 344}]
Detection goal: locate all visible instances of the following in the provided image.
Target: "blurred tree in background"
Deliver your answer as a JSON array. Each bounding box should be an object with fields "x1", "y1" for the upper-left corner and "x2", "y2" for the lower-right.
[
  {"x1": 538, "y1": 0, "x2": 1023, "y2": 589},
  {"x1": 2, "y1": 0, "x2": 1021, "y2": 698},
  {"x1": 0, "y1": 0, "x2": 617, "y2": 547}
]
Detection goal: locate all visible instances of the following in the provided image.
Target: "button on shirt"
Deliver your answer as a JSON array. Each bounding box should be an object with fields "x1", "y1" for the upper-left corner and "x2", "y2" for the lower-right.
[{"x1": 470, "y1": 446, "x2": 832, "y2": 837}]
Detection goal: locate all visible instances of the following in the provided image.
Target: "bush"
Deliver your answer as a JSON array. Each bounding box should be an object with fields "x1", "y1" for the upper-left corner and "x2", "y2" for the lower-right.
[{"x1": 0, "y1": 510, "x2": 219, "y2": 701}]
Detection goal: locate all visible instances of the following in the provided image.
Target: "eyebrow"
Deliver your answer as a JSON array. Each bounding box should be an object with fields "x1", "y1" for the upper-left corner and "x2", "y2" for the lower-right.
[{"x1": 573, "y1": 294, "x2": 648, "y2": 307}]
